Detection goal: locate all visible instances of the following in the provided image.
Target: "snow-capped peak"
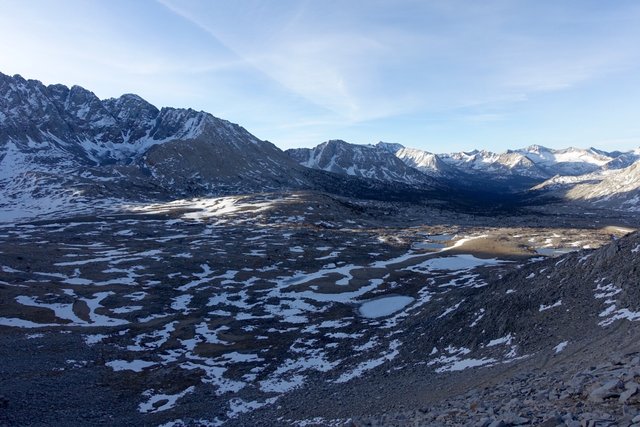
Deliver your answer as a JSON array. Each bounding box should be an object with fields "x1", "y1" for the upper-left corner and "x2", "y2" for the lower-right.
[
  {"x1": 394, "y1": 147, "x2": 451, "y2": 176},
  {"x1": 286, "y1": 140, "x2": 433, "y2": 185}
]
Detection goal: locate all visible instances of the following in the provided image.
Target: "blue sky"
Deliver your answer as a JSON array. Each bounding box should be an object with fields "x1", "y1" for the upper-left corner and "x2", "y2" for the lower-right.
[{"x1": 1, "y1": 0, "x2": 640, "y2": 153}]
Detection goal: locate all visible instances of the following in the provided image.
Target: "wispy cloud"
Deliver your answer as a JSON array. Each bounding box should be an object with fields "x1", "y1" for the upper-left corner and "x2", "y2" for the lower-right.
[
  {"x1": 158, "y1": 0, "x2": 640, "y2": 123},
  {"x1": 157, "y1": 0, "x2": 395, "y2": 121}
]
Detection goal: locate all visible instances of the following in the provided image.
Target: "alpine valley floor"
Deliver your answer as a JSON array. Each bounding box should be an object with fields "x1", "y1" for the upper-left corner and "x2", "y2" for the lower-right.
[{"x1": 1, "y1": 191, "x2": 640, "y2": 426}]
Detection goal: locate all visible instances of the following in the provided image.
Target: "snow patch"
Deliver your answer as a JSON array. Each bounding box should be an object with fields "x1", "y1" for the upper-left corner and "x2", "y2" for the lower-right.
[
  {"x1": 539, "y1": 300, "x2": 562, "y2": 312},
  {"x1": 554, "y1": 341, "x2": 568, "y2": 353}
]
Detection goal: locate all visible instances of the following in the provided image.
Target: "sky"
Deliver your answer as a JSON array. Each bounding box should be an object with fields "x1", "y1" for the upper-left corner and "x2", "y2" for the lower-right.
[{"x1": 1, "y1": 0, "x2": 640, "y2": 153}]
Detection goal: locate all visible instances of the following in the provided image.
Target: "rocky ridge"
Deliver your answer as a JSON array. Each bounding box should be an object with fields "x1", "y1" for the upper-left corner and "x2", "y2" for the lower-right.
[
  {"x1": 394, "y1": 146, "x2": 455, "y2": 177},
  {"x1": 0, "y1": 71, "x2": 308, "y2": 195},
  {"x1": 534, "y1": 160, "x2": 640, "y2": 211}
]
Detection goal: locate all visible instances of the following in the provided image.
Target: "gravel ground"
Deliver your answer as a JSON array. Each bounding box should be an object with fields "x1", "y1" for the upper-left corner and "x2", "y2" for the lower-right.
[{"x1": 1, "y1": 195, "x2": 639, "y2": 426}]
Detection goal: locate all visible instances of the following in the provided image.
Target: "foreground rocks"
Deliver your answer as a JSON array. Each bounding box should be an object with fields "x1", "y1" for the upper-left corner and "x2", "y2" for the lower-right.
[{"x1": 347, "y1": 352, "x2": 640, "y2": 427}]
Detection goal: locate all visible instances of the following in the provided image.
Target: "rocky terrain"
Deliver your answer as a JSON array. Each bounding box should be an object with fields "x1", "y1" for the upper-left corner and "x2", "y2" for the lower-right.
[
  {"x1": 1, "y1": 72, "x2": 640, "y2": 426},
  {"x1": 227, "y1": 220, "x2": 640, "y2": 427},
  {"x1": 0, "y1": 191, "x2": 639, "y2": 426}
]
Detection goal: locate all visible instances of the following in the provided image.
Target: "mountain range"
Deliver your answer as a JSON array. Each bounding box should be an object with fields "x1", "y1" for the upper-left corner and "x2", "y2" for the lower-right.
[
  {"x1": 286, "y1": 137, "x2": 640, "y2": 210},
  {"x1": 288, "y1": 139, "x2": 638, "y2": 182},
  {"x1": 2, "y1": 71, "x2": 640, "y2": 219},
  {"x1": 0, "y1": 71, "x2": 308, "y2": 194}
]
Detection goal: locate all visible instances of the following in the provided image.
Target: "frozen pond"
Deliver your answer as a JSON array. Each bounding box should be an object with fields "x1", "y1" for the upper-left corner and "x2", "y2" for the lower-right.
[
  {"x1": 359, "y1": 295, "x2": 415, "y2": 318},
  {"x1": 428, "y1": 234, "x2": 454, "y2": 241},
  {"x1": 535, "y1": 248, "x2": 578, "y2": 256},
  {"x1": 412, "y1": 234, "x2": 455, "y2": 250},
  {"x1": 412, "y1": 242, "x2": 447, "y2": 250},
  {"x1": 405, "y1": 254, "x2": 503, "y2": 273}
]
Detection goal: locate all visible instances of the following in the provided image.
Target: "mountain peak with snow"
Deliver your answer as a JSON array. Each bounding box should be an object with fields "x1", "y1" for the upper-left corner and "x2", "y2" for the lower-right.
[
  {"x1": 285, "y1": 139, "x2": 433, "y2": 185},
  {"x1": 394, "y1": 147, "x2": 453, "y2": 176},
  {"x1": 3, "y1": 70, "x2": 640, "y2": 217}
]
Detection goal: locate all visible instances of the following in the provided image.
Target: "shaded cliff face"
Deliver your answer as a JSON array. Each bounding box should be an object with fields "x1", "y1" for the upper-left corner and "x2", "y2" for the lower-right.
[
  {"x1": 0, "y1": 72, "x2": 298, "y2": 166},
  {"x1": 141, "y1": 118, "x2": 307, "y2": 195}
]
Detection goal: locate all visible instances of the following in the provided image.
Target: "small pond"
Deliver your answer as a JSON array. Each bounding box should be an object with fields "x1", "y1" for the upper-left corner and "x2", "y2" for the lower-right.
[{"x1": 358, "y1": 295, "x2": 414, "y2": 318}]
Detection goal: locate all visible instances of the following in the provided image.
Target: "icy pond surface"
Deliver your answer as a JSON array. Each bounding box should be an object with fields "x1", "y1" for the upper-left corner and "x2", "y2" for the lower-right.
[
  {"x1": 405, "y1": 254, "x2": 503, "y2": 272},
  {"x1": 412, "y1": 242, "x2": 447, "y2": 250},
  {"x1": 428, "y1": 234, "x2": 454, "y2": 241},
  {"x1": 359, "y1": 295, "x2": 415, "y2": 318},
  {"x1": 535, "y1": 247, "x2": 578, "y2": 256}
]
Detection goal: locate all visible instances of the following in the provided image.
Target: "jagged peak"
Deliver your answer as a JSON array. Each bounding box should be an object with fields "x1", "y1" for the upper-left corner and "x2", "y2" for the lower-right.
[
  {"x1": 322, "y1": 139, "x2": 350, "y2": 146},
  {"x1": 396, "y1": 146, "x2": 436, "y2": 155},
  {"x1": 555, "y1": 146, "x2": 581, "y2": 153},
  {"x1": 0, "y1": 73, "x2": 47, "y2": 94},
  {"x1": 523, "y1": 144, "x2": 551, "y2": 153},
  {"x1": 104, "y1": 93, "x2": 155, "y2": 109},
  {"x1": 313, "y1": 139, "x2": 358, "y2": 153},
  {"x1": 69, "y1": 84, "x2": 93, "y2": 93},
  {"x1": 103, "y1": 93, "x2": 159, "y2": 120},
  {"x1": 114, "y1": 93, "x2": 147, "y2": 103},
  {"x1": 46, "y1": 83, "x2": 69, "y2": 92},
  {"x1": 375, "y1": 141, "x2": 405, "y2": 153},
  {"x1": 0, "y1": 71, "x2": 24, "y2": 84},
  {"x1": 10, "y1": 73, "x2": 28, "y2": 84}
]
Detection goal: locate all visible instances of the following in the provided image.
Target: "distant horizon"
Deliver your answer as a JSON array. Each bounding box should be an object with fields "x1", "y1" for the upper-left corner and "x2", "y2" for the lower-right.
[
  {"x1": 15, "y1": 68, "x2": 640, "y2": 159},
  {"x1": 2, "y1": 0, "x2": 640, "y2": 152},
  {"x1": 4, "y1": 67, "x2": 640, "y2": 156},
  {"x1": 3, "y1": 1, "x2": 640, "y2": 153}
]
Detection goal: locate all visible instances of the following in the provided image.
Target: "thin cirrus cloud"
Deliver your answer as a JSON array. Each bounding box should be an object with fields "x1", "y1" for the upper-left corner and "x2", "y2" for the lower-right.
[
  {"x1": 156, "y1": 0, "x2": 640, "y2": 150},
  {"x1": 156, "y1": 0, "x2": 424, "y2": 122}
]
